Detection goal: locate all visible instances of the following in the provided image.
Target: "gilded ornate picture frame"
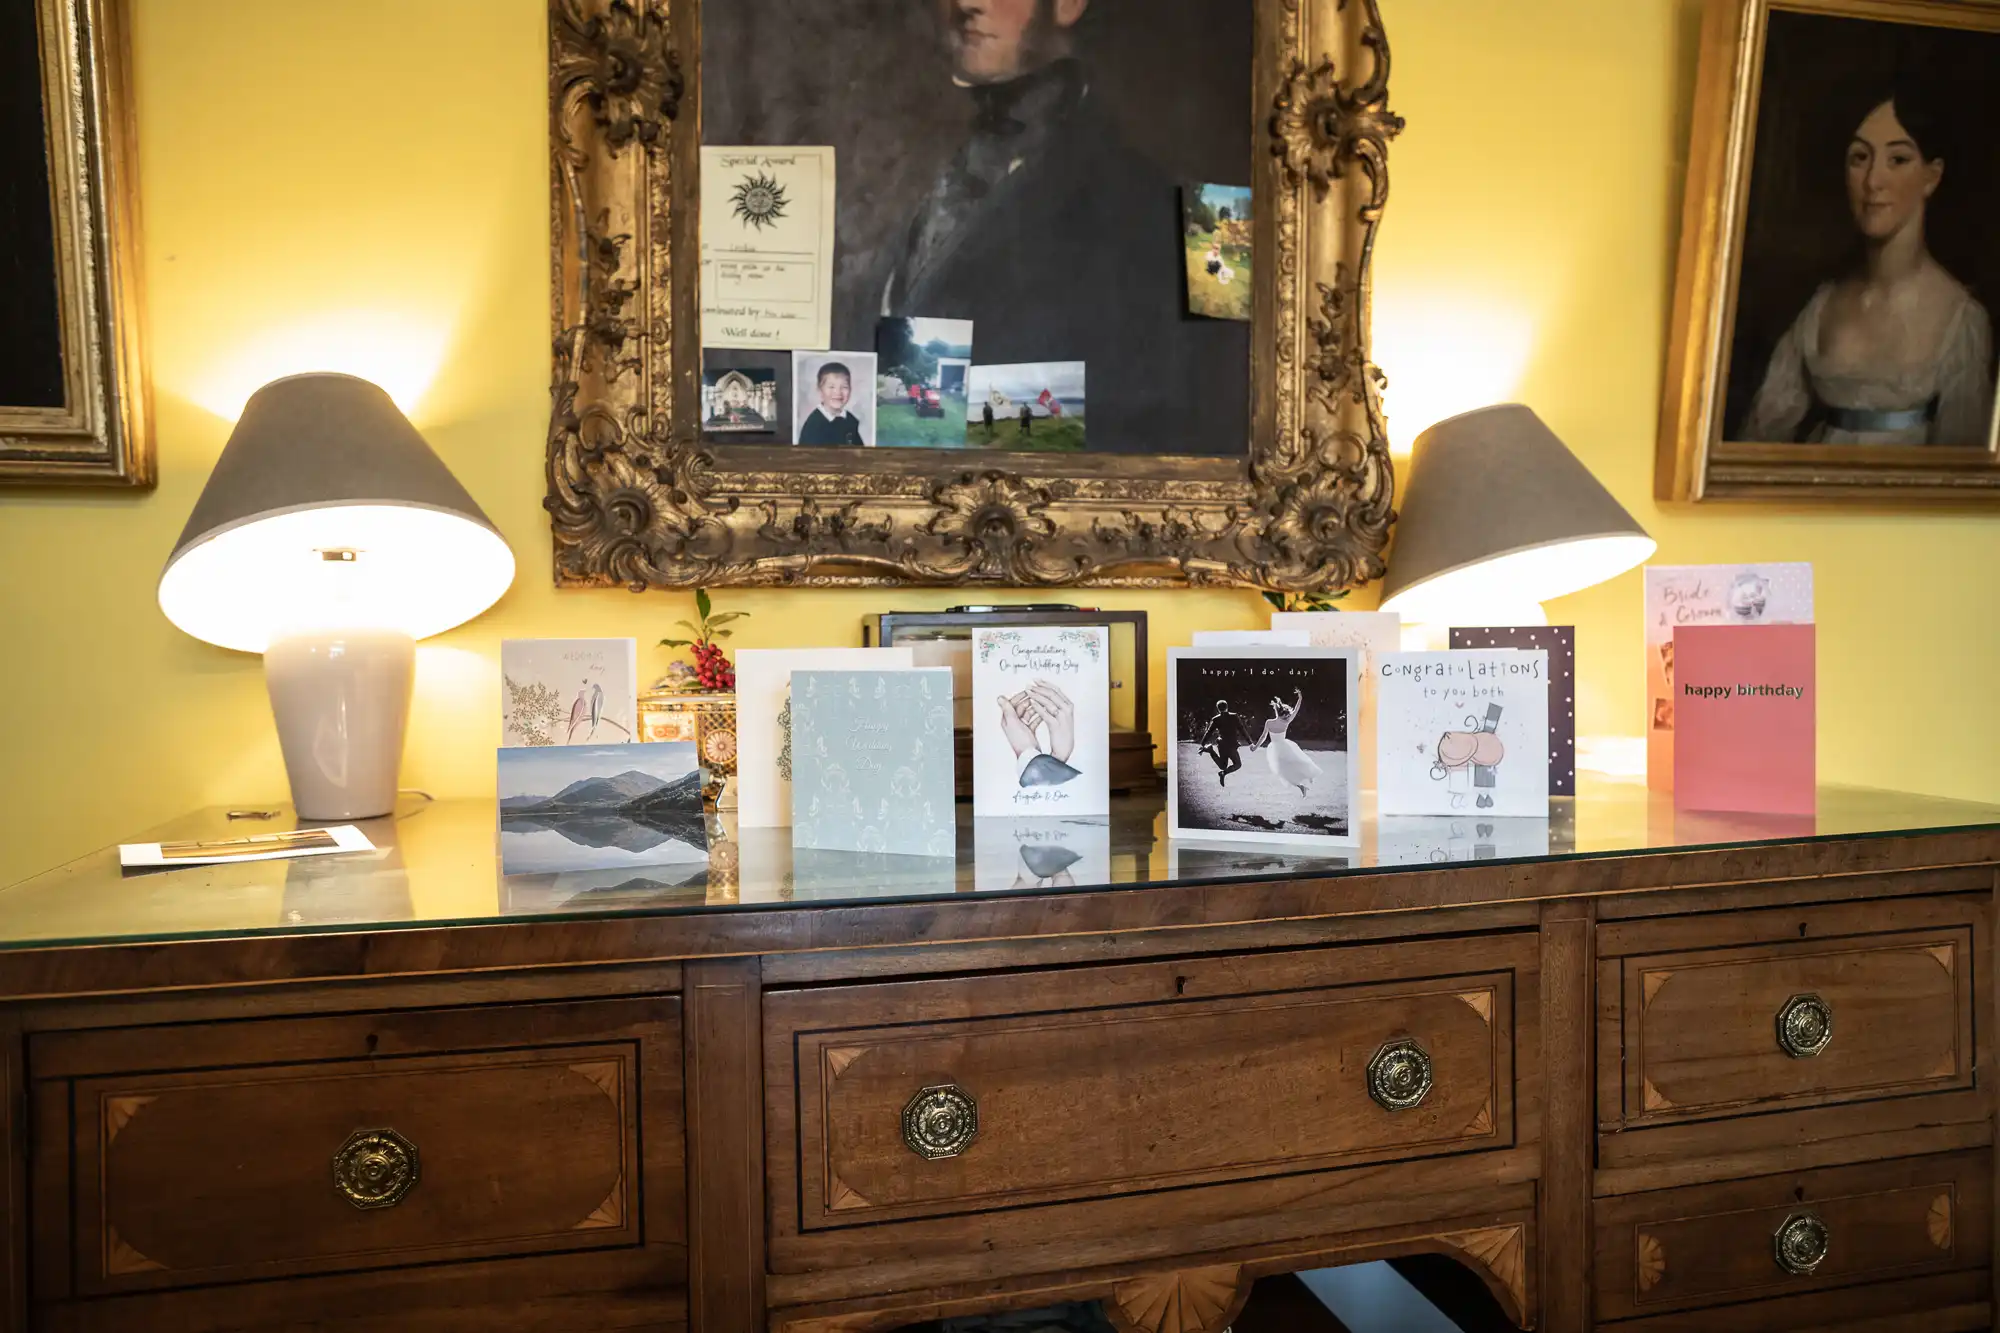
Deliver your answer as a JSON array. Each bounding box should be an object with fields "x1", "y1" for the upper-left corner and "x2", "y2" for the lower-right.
[
  {"x1": 547, "y1": 0, "x2": 1399, "y2": 588},
  {"x1": 1660, "y1": 0, "x2": 2000, "y2": 503},
  {"x1": 0, "y1": 0, "x2": 150, "y2": 488}
]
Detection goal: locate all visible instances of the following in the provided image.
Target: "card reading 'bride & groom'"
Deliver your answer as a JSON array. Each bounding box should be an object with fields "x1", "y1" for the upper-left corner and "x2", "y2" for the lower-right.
[
  {"x1": 1166, "y1": 647, "x2": 1361, "y2": 848},
  {"x1": 971, "y1": 627, "x2": 1111, "y2": 818}
]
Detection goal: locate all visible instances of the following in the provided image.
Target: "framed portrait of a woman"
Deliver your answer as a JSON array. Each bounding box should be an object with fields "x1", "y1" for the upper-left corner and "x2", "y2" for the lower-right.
[{"x1": 1659, "y1": 0, "x2": 2000, "y2": 502}]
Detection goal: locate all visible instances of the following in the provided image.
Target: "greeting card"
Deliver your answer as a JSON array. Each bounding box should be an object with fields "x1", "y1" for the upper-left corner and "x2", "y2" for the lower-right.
[
  {"x1": 1167, "y1": 647, "x2": 1360, "y2": 847},
  {"x1": 497, "y1": 741, "x2": 707, "y2": 874},
  {"x1": 972, "y1": 628, "x2": 1110, "y2": 817},
  {"x1": 1449, "y1": 625, "x2": 1577, "y2": 795},
  {"x1": 1192, "y1": 630, "x2": 1310, "y2": 647},
  {"x1": 1673, "y1": 624, "x2": 1816, "y2": 815},
  {"x1": 790, "y1": 669, "x2": 955, "y2": 857},
  {"x1": 734, "y1": 647, "x2": 916, "y2": 828},
  {"x1": 1377, "y1": 651, "x2": 1550, "y2": 817},
  {"x1": 501, "y1": 639, "x2": 638, "y2": 747},
  {"x1": 1645, "y1": 563, "x2": 1812, "y2": 789},
  {"x1": 1270, "y1": 611, "x2": 1401, "y2": 789}
]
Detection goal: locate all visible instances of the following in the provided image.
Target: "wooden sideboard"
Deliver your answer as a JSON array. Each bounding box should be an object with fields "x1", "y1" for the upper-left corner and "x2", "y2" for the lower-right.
[{"x1": 0, "y1": 783, "x2": 1996, "y2": 1332}]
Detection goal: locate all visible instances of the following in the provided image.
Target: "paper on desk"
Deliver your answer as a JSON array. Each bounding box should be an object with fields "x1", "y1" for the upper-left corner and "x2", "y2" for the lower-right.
[{"x1": 119, "y1": 824, "x2": 376, "y2": 868}]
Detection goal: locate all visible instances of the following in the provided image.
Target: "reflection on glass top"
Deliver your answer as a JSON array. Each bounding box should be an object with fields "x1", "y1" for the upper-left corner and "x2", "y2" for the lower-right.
[{"x1": 1, "y1": 775, "x2": 1997, "y2": 952}]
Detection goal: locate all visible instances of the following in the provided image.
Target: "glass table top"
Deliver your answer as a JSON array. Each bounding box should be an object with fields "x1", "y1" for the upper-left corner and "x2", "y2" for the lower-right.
[{"x1": 1, "y1": 775, "x2": 1996, "y2": 953}]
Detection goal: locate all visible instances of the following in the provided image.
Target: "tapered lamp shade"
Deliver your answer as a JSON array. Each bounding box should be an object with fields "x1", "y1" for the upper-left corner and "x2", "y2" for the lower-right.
[
  {"x1": 158, "y1": 373, "x2": 514, "y2": 821},
  {"x1": 1379, "y1": 404, "x2": 1655, "y2": 622},
  {"x1": 159, "y1": 374, "x2": 514, "y2": 653}
]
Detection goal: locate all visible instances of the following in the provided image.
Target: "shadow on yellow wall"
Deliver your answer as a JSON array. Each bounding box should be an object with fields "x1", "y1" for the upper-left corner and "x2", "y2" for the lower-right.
[{"x1": 0, "y1": 0, "x2": 1993, "y2": 885}]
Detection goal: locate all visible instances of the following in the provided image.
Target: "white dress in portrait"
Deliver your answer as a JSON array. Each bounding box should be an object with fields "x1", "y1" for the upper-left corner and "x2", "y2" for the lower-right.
[
  {"x1": 1740, "y1": 282, "x2": 1996, "y2": 446},
  {"x1": 1258, "y1": 713, "x2": 1322, "y2": 791}
]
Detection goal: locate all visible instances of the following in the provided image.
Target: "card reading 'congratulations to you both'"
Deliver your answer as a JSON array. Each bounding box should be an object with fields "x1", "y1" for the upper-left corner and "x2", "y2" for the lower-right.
[
  {"x1": 1377, "y1": 651, "x2": 1551, "y2": 818},
  {"x1": 971, "y1": 628, "x2": 1110, "y2": 818},
  {"x1": 789, "y1": 669, "x2": 956, "y2": 858}
]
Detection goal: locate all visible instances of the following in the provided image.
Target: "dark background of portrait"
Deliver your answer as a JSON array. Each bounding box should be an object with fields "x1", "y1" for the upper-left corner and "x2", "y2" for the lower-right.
[
  {"x1": 702, "y1": 0, "x2": 1253, "y2": 456},
  {"x1": 1174, "y1": 656, "x2": 1350, "y2": 752},
  {"x1": 1723, "y1": 8, "x2": 2000, "y2": 440},
  {"x1": 1, "y1": 0, "x2": 66, "y2": 409}
]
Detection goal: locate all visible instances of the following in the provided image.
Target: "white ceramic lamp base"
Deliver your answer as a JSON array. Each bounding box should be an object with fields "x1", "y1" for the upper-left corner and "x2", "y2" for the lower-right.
[{"x1": 264, "y1": 629, "x2": 415, "y2": 821}]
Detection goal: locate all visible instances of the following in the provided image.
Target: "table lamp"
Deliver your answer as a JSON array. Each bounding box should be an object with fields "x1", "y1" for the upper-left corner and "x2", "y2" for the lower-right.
[
  {"x1": 159, "y1": 373, "x2": 515, "y2": 820},
  {"x1": 1379, "y1": 404, "x2": 1655, "y2": 624}
]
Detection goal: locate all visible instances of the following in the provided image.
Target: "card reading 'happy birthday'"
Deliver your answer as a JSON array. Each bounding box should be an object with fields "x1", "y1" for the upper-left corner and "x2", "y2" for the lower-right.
[
  {"x1": 1673, "y1": 624, "x2": 1816, "y2": 815},
  {"x1": 1377, "y1": 651, "x2": 1550, "y2": 818},
  {"x1": 789, "y1": 669, "x2": 955, "y2": 857},
  {"x1": 1645, "y1": 563, "x2": 1812, "y2": 788},
  {"x1": 972, "y1": 628, "x2": 1110, "y2": 818}
]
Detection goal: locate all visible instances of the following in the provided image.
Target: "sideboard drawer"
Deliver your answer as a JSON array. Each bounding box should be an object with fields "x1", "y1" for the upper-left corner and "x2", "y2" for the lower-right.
[
  {"x1": 30, "y1": 998, "x2": 680, "y2": 1298},
  {"x1": 1593, "y1": 1150, "x2": 1990, "y2": 1322},
  {"x1": 1596, "y1": 897, "x2": 1981, "y2": 1129},
  {"x1": 765, "y1": 934, "x2": 1531, "y2": 1234}
]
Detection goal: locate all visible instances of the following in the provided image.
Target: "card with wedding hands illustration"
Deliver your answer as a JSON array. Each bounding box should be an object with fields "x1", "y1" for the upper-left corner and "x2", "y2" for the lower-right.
[{"x1": 972, "y1": 627, "x2": 1110, "y2": 817}]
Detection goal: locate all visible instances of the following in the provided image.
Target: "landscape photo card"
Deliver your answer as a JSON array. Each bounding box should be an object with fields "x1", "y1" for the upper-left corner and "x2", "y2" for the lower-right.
[
  {"x1": 972, "y1": 627, "x2": 1110, "y2": 818},
  {"x1": 1168, "y1": 648, "x2": 1360, "y2": 848},
  {"x1": 1449, "y1": 625, "x2": 1577, "y2": 795},
  {"x1": 1673, "y1": 623, "x2": 1816, "y2": 816},
  {"x1": 1378, "y1": 651, "x2": 1551, "y2": 818},
  {"x1": 1645, "y1": 562, "x2": 1812, "y2": 788},
  {"x1": 734, "y1": 646, "x2": 917, "y2": 829},
  {"x1": 501, "y1": 638, "x2": 638, "y2": 748},
  {"x1": 790, "y1": 669, "x2": 956, "y2": 858},
  {"x1": 497, "y1": 741, "x2": 709, "y2": 875}
]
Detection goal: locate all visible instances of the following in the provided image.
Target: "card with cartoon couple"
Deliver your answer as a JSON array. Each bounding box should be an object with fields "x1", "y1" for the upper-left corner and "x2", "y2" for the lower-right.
[{"x1": 971, "y1": 627, "x2": 1111, "y2": 818}]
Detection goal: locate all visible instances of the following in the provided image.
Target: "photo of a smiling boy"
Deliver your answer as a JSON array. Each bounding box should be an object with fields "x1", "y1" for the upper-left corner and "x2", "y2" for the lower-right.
[{"x1": 793, "y1": 350, "x2": 878, "y2": 447}]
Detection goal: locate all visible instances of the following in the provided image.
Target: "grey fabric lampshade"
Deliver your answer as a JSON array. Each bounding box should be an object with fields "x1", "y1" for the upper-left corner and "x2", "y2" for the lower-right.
[
  {"x1": 1379, "y1": 404, "x2": 1654, "y2": 619},
  {"x1": 158, "y1": 373, "x2": 514, "y2": 653}
]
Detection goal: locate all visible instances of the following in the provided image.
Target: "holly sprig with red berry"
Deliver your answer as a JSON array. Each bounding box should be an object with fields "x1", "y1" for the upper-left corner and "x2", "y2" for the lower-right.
[{"x1": 660, "y1": 589, "x2": 745, "y2": 692}]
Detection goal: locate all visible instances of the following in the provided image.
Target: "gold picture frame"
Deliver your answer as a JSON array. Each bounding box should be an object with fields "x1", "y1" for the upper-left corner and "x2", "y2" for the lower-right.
[
  {"x1": 0, "y1": 0, "x2": 150, "y2": 488},
  {"x1": 1660, "y1": 0, "x2": 2000, "y2": 502},
  {"x1": 545, "y1": 0, "x2": 1401, "y2": 590}
]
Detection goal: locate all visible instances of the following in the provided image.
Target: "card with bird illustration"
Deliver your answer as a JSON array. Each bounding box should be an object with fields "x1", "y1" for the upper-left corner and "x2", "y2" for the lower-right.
[{"x1": 501, "y1": 638, "x2": 639, "y2": 748}]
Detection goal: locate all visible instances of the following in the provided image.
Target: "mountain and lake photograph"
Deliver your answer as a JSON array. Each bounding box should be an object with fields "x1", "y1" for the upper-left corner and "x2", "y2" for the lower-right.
[{"x1": 497, "y1": 742, "x2": 710, "y2": 875}]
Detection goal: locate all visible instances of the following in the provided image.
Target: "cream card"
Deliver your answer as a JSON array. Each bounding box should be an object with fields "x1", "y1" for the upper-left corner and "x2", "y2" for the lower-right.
[
  {"x1": 1192, "y1": 630, "x2": 1311, "y2": 646},
  {"x1": 1270, "y1": 611, "x2": 1400, "y2": 790},
  {"x1": 700, "y1": 146, "x2": 835, "y2": 350},
  {"x1": 1643, "y1": 563, "x2": 1813, "y2": 788},
  {"x1": 1378, "y1": 650, "x2": 1550, "y2": 817},
  {"x1": 972, "y1": 628, "x2": 1110, "y2": 817},
  {"x1": 734, "y1": 646, "x2": 915, "y2": 828},
  {"x1": 501, "y1": 639, "x2": 637, "y2": 747}
]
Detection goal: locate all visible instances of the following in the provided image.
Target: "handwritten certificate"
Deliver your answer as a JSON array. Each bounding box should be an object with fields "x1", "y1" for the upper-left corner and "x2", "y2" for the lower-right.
[{"x1": 700, "y1": 146, "x2": 834, "y2": 351}]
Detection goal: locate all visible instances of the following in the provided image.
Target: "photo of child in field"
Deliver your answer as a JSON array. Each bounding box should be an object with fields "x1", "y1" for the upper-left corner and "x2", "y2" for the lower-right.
[
  {"x1": 875, "y1": 316, "x2": 972, "y2": 447},
  {"x1": 1183, "y1": 183, "x2": 1252, "y2": 322}
]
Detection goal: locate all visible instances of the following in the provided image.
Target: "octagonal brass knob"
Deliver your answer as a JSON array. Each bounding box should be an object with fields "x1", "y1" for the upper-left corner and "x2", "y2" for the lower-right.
[
  {"x1": 901, "y1": 1084, "x2": 978, "y2": 1160},
  {"x1": 1776, "y1": 993, "x2": 1833, "y2": 1059},
  {"x1": 1773, "y1": 1211, "x2": 1830, "y2": 1276},
  {"x1": 1367, "y1": 1038, "x2": 1434, "y2": 1111},
  {"x1": 333, "y1": 1127, "x2": 419, "y2": 1210}
]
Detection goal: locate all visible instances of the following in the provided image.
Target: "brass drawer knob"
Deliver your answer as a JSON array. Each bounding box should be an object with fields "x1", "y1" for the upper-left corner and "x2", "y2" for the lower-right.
[
  {"x1": 1367, "y1": 1038, "x2": 1434, "y2": 1111},
  {"x1": 902, "y1": 1084, "x2": 978, "y2": 1160},
  {"x1": 333, "y1": 1128, "x2": 420, "y2": 1209},
  {"x1": 1773, "y1": 1211, "x2": 1830, "y2": 1275},
  {"x1": 1776, "y1": 993, "x2": 1833, "y2": 1059}
]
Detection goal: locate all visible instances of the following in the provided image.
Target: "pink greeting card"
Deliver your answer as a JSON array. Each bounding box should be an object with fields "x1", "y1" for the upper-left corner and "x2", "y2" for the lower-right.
[{"x1": 1672, "y1": 624, "x2": 1815, "y2": 815}]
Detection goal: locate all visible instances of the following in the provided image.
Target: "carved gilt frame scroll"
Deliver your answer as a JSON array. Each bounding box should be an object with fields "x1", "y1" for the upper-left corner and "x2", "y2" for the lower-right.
[
  {"x1": 0, "y1": 0, "x2": 151, "y2": 487},
  {"x1": 547, "y1": 0, "x2": 1399, "y2": 589}
]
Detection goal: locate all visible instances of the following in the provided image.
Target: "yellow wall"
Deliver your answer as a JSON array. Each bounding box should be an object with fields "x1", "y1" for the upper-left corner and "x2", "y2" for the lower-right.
[{"x1": 1, "y1": 0, "x2": 1994, "y2": 885}]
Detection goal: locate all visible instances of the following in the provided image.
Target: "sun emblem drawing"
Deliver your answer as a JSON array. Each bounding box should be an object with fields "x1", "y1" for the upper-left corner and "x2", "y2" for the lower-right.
[{"x1": 730, "y1": 170, "x2": 789, "y2": 231}]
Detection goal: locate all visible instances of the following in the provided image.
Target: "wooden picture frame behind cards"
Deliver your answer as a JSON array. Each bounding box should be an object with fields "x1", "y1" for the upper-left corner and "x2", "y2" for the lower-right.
[{"x1": 546, "y1": 0, "x2": 1403, "y2": 591}]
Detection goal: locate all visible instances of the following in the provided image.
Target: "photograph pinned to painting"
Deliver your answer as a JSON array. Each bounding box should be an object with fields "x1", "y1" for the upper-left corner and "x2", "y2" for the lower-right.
[
  {"x1": 1182, "y1": 183, "x2": 1253, "y2": 321},
  {"x1": 875, "y1": 317, "x2": 973, "y2": 447},
  {"x1": 1377, "y1": 651, "x2": 1551, "y2": 819},
  {"x1": 501, "y1": 639, "x2": 638, "y2": 747},
  {"x1": 965, "y1": 362, "x2": 1086, "y2": 451},
  {"x1": 792, "y1": 351, "x2": 878, "y2": 446},
  {"x1": 497, "y1": 742, "x2": 709, "y2": 875},
  {"x1": 1167, "y1": 648, "x2": 1359, "y2": 848},
  {"x1": 702, "y1": 366, "x2": 780, "y2": 433},
  {"x1": 971, "y1": 627, "x2": 1110, "y2": 818}
]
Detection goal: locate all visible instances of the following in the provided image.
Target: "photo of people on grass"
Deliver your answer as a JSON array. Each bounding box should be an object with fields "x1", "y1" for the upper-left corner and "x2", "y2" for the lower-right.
[{"x1": 966, "y1": 361, "x2": 1086, "y2": 451}]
